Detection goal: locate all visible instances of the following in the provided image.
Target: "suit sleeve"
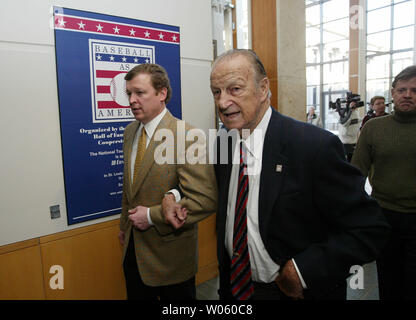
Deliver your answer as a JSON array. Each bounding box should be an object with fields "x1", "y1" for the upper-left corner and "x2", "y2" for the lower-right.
[
  {"x1": 149, "y1": 127, "x2": 218, "y2": 235},
  {"x1": 293, "y1": 134, "x2": 390, "y2": 297}
]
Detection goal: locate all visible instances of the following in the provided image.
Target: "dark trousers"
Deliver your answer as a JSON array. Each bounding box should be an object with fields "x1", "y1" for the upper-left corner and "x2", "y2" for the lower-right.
[
  {"x1": 377, "y1": 208, "x2": 416, "y2": 300},
  {"x1": 123, "y1": 235, "x2": 196, "y2": 300}
]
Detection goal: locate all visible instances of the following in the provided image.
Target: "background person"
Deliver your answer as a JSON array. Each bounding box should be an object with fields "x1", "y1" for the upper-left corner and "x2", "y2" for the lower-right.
[
  {"x1": 352, "y1": 65, "x2": 416, "y2": 300},
  {"x1": 306, "y1": 106, "x2": 323, "y2": 128},
  {"x1": 360, "y1": 96, "x2": 389, "y2": 129},
  {"x1": 337, "y1": 106, "x2": 360, "y2": 162}
]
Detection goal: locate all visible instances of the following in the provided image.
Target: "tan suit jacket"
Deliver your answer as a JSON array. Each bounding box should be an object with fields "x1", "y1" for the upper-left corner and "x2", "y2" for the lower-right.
[{"x1": 120, "y1": 110, "x2": 217, "y2": 286}]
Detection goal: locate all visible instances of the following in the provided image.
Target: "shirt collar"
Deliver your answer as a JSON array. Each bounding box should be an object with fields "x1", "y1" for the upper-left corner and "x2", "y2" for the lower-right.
[
  {"x1": 241, "y1": 107, "x2": 272, "y2": 160},
  {"x1": 141, "y1": 107, "x2": 167, "y2": 139}
]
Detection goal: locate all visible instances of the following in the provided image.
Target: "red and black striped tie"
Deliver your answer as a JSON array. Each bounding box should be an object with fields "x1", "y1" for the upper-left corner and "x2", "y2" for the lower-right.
[{"x1": 230, "y1": 142, "x2": 254, "y2": 300}]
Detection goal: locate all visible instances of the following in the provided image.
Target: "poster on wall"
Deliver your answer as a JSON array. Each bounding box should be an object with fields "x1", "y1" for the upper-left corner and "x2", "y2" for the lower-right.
[{"x1": 53, "y1": 7, "x2": 181, "y2": 225}]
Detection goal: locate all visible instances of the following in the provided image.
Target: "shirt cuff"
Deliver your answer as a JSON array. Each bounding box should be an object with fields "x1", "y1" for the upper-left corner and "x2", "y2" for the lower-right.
[
  {"x1": 166, "y1": 189, "x2": 181, "y2": 202},
  {"x1": 147, "y1": 208, "x2": 153, "y2": 226},
  {"x1": 292, "y1": 258, "x2": 307, "y2": 289}
]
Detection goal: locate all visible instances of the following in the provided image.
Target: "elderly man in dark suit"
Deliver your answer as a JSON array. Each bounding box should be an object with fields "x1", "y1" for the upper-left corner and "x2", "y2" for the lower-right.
[{"x1": 164, "y1": 49, "x2": 390, "y2": 300}]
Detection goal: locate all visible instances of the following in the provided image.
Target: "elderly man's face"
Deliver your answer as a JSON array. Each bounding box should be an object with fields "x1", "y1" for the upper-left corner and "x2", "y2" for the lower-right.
[
  {"x1": 392, "y1": 77, "x2": 416, "y2": 113},
  {"x1": 210, "y1": 55, "x2": 269, "y2": 132}
]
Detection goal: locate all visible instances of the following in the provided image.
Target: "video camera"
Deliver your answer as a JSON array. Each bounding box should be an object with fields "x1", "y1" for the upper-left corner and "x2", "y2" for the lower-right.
[
  {"x1": 329, "y1": 92, "x2": 364, "y2": 125},
  {"x1": 329, "y1": 92, "x2": 365, "y2": 111}
]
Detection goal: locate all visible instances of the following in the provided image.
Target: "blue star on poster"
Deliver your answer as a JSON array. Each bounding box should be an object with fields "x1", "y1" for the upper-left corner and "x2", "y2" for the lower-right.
[{"x1": 53, "y1": 7, "x2": 181, "y2": 225}]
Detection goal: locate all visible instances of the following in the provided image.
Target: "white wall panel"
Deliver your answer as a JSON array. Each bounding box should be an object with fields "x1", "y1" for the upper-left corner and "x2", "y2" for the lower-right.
[{"x1": 0, "y1": 0, "x2": 214, "y2": 246}]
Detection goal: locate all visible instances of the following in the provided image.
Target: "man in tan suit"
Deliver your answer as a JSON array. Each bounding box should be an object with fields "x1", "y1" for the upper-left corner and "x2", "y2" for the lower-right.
[{"x1": 119, "y1": 63, "x2": 217, "y2": 300}]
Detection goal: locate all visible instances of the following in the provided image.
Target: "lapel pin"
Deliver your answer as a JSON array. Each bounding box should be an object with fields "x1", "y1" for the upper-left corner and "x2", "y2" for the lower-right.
[{"x1": 276, "y1": 164, "x2": 282, "y2": 172}]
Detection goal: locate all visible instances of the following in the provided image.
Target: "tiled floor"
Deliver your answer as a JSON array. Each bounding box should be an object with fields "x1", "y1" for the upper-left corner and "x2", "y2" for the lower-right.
[{"x1": 196, "y1": 261, "x2": 379, "y2": 300}]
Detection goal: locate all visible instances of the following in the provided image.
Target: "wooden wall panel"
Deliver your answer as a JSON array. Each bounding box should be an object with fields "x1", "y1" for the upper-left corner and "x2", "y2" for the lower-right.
[
  {"x1": 0, "y1": 244, "x2": 45, "y2": 299},
  {"x1": 40, "y1": 223, "x2": 126, "y2": 300},
  {"x1": 251, "y1": 0, "x2": 278, "y2": 109},
  {"x1": 196, "y1": 214, "x2": 218, "y2": 285},
  {"x1": 0, "y1": 214, "x2": 218, "y2": 299}
]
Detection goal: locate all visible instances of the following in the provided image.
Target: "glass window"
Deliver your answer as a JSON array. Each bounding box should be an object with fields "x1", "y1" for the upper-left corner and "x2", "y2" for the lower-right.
[
  {"x1": 367, "y1": 7, "x2": 391, "y2": 34},
  {"x1": 323, "y1": 61, "x2": 349, "y2": 85},
  {"x1": 306, "y1": 5, "x2": 320, "y2": 26},
  {"x1": 367, "y1": 30, "x2": 391, "y2": 53},
  {"x1": 323, "y1": 89, "x2": 347, "y2": 132},
  {"x1": 366, "y1": 0, "x2": 415, "y2": 103},
  {"x1": 323, "y1": 39, "x2": 349, "y2": 62},
  {"x1": 366, "y1": 54, "x2": 390, "y2": 79},
  {"x1": 307, "y1": 85, "x2": 321, "y2": 107},
  {"x1": 306, "y1": 0, "x2": 320, "y2": 5},
  {"x1": 392, "y1": 51, "x2": 414, "y2": 76},
  {"x1": 306, "y1": 26, "x2": 321, "y2": 46},
  {"x1": 322, "y1": 0, "x2": 349, "y2": 23},
  {"x1": 366, "y1": 78, "x2": 390, "y2": 102},
  {"x1": 323, "y1": 82, "x2": 349, "y2": 93},
  {"x1": 304, "y1": 0, "x2": 350, "y2": 131},
  {"x1": 393, "y1": 26, "x2": 414, "y2": 50},
  {"x1": 307, "y1": 65, "x2": 321, "y2": 85},
  {"x1": 367, "y1": 0, "x2": 392, "y2": 11},
  {"x1": 306, "y1": 45, "x2": 321, "y2": 64},
  {"x1": 393, "y1": 1, "x2": 415, "y2": 28},
  {"x1": 323, "y1": 18, "x2": 349, "y2": 43}
]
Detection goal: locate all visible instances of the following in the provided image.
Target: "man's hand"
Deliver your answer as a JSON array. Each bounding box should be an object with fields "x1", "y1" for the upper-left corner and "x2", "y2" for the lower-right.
[
  {"x1": 128, "y1": 206, "x2": 151, "y2": 230},
  {"x1": 118, "y1": 230, "x2": 125, "y2": 247},
  {"x1": 162, "y1": 194, "x2": 188, "y2": 229},
  {"x1": 275, "y1": 260, "x2": 304, "y2": 300}
]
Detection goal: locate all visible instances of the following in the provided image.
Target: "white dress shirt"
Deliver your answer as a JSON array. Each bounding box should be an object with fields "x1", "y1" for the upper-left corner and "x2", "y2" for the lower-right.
[{"x1": 225, "y1": 107, "x2": 306, "y2": 287}]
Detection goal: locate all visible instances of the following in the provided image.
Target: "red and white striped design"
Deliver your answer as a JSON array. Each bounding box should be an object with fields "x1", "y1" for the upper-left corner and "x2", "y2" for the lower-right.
[{"x1": 54, "y1": 14, "x2": 180, "y2": 44}]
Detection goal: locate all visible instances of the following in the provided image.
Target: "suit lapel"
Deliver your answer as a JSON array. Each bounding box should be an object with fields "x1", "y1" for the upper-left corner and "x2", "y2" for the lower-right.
[
  {"x1": 124, "y1": 121, "x2": 140, "y2": 203},
  {"x1": 258, "y1": 110, "x2": 288, "y2": 238},
  {"x1": 130, "y1": 111, "x2": 175, "y2": 199}
]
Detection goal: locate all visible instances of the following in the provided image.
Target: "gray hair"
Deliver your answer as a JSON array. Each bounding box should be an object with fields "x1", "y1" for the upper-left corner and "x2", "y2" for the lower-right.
[
  {"x1": 213, "y1": 49, "x2": 267, "y2": 84},
  {"x1": 392, "y1": 65, "x2": 416, "y2": 88},
  {"x1": 213, "y1": 49, "x2": 271, "y2": 98}
]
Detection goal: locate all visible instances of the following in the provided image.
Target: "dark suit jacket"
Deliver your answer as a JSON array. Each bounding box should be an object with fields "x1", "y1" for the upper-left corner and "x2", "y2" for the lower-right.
[{"x1": 215, "y1": 108, "x2": 390, "y2": 299}]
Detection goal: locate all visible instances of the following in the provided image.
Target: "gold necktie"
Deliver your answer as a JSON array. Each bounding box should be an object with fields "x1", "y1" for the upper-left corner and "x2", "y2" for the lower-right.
[{"x1": 133, "y1": 127, "x2": 146, "y2": 184}]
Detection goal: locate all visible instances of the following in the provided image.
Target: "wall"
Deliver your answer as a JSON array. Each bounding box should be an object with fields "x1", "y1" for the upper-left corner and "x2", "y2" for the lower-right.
[
  {"x1": 251, "y1": 0, "x2": 278, "y2": 110},
  {"x1": 250, "y1": 0, "x2": 306, "y2": 120},
  {"x1": 0, "y1": 0, "x2": 215, "y2": 247},
  {"x1": 0, "y1": 216, "x2": 218, "y2": 299},
  {"x1": 276, "y1": 0, "x2": 306, "y2": 121},
  {"x1": 0, "y1": 0, "x2": 218, "y2": 299}
]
